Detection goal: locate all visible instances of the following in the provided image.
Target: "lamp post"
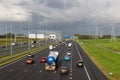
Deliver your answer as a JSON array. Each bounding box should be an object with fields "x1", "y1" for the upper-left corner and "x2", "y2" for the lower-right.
[{"x1": 6, "y1": 25, "x2": 8, "y2": 50}]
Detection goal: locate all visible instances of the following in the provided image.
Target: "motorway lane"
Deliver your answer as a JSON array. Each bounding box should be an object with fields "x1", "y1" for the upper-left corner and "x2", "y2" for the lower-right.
[
  {"x1": 0, "y1": 41, "x2": 108, "y2": 80},
  {"x1": 0, "y1": 42, "x2": 44, "y2": 57},
  {"x1": 0, "y1": 48, "x2": 48, "y2": 80},
  {"x1": 0, "y1": 43, "x2": 69, "y2": 80},
  {"x1": 72, "y1": 42, "x2": 89, "y2": 80},
  {"x1": 74, "y1": 42, "x2": 108, "y2": 80}
]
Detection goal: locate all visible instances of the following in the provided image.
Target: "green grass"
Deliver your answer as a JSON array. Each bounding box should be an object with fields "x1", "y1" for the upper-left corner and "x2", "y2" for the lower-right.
[
  {"x1": 82, "y1": 39, "x2": 120, "y2": 52},
  {"x1": 79, "y1": 40, "x2": 120, "y2": 80}
]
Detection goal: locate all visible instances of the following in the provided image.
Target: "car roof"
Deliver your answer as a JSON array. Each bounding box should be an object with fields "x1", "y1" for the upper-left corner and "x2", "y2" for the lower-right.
[
  {"x1": 77, "y1": 60, "x2": 83, "y2": 62},
  {"x1": 65, "y1": 55, "x2": 70, "y2": 57},
  {"x1": 27, "y1": 58, "x2": 33, "y2": 59},
  {"x1": 60, "y1": 66, "x2": 68, "y2": 68}
]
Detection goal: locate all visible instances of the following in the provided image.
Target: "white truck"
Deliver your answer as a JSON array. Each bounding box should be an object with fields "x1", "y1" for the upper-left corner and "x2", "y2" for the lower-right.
[{"x1": 45, "y1": 51, "x2": 59, "y2": 71}]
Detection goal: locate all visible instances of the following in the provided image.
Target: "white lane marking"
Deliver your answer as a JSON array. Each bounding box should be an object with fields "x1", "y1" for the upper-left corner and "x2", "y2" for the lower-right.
[
  {"x1": 69, "y1": 73, "x2": 72, "y2": 76},
  {"x1": 53, "y1": 71, "x2": 56, "y2": 73},
  {"x1": 24, "y1": 69, "x2": 28, "y2": 72},
  {"x1": 70, "y1": 68, "x2": 72, "y2": 71},
  {"x1": 75, "y1": 43, "x2": 83, "y2": 60},
  {"x1": 75, "y1": 43, "x2": 91, "y2": 80},
  {"x1": 70, "y1": 77, "x2": 72, "y2": 80},
  {"x1": 9, "y1": 69, "x2": 14, "y2": 72},
  {"x1": 69, "y1": 46, "x2": 73, "y2": 80},
  {"x1": 39, "y1": 70, "x2": 42, "y2": 73},
  {"x1": 84, "y1": 66, "x2": 92, "y2": 80}
]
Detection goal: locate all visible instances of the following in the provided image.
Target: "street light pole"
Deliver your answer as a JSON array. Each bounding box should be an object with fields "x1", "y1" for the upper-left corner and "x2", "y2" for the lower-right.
[
  {"x1": 10, "y1": 24, "x2": 13, "y2": 56},
  {"x1": 6, "y1": 24, "x2": 8, "y2": 50}
]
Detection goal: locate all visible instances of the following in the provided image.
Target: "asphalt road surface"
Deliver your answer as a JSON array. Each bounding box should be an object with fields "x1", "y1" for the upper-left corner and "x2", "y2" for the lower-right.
[{"x1": 0, "y1": 41, "x2": 108, "y2": 80}]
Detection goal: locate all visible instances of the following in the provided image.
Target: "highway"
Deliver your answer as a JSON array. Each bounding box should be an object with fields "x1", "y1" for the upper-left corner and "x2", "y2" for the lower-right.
[
  {"x1": 0, "y1": 40, "x2": 46, "y2": 57},
  {"x1": 0, "y1": 41, "x2": 108, "y2": 80}
]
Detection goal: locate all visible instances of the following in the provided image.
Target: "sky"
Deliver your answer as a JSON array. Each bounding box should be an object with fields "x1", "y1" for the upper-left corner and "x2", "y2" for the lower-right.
[{"x1": 0, "y1": 0, "x2": 120, "y2": 35}]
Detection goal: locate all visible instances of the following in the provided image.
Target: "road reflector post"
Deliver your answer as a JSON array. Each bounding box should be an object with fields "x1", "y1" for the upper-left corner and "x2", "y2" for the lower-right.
[{"x1": 109, "y1": 72, "x2": 113, "y2": 76}]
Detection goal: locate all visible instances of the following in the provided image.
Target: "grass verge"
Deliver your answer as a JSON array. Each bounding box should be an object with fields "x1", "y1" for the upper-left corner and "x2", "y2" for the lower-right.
[{"x1": 78, "y1": 41, "x2": 120, "y2": 80}]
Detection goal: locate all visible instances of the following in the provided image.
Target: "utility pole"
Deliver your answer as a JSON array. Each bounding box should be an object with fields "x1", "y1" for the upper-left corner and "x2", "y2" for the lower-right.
[
  {"x1": 111, "y1": 24, "x2": 116, "y2": 42},
  {"x1": 94, "y1": 27, "x2": 99, "y2": 39},
  {"x1": 10, "y1": 24, "x2": 13, "y2": 56},
  {"x1": 28, "y1": 22, "x2": 30, "y2": 52},
  {"x1": 20, "y1": 23, "x2": 23, "y2": 47},
  {"x1": 99, "y1": 30, "x2": 103, "y2": 38}
]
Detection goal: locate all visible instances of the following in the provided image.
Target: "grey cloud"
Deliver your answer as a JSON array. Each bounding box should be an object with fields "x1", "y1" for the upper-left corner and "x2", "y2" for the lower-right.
[{"x1": 0, "y1": 0, "x2": 120, "y2": 35}]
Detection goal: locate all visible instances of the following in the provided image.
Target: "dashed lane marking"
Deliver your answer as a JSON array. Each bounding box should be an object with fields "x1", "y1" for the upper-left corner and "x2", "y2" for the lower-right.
[
  {"x1": 69, "y1": 73, "x2": 72, "y2": 76},
  {"x1": 24, "y1": 69, "x2": 28, "y2": 72},
  {"x1": 9, "y1": 69, "x2": 14, "y2": 72},
  {"x1": 70, "y1": 68, "x2": 72, "y2": 71},
  {"x1": 39, "y1": 70, "x2": 42, "y2": 73},
  {"x1": 53, "y1": 71, "x2": 56, "y2": 73},
  {"x1": 70, "y1": 77, "x2": 72, "y2": 80}
]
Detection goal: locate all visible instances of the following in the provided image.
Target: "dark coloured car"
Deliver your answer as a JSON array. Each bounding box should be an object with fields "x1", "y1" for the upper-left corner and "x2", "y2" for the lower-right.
[
  {"x1": 59, "y1": 66, "x2": 69, "y2": 75},
  {"x1": 27, "y1": 54, "x2": 34, "y2": 58},
  {"x1": 77, "y1": 60, "x2": 83, "y2": 67},
  {"x1": 40, "y1": 57, "x2": 46, "y2": 63},
  {"x1": 67, "y1": 47, "x2": 71, "y2": 51},
  {"x1": 26, "y1": 58, "x2": 34, "y2": 64}
]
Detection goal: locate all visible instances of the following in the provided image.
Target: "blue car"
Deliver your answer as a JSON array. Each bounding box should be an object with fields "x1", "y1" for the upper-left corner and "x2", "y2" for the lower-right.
[{"x1": 64, "y1": 55, "x2": 71, "y2": 61}]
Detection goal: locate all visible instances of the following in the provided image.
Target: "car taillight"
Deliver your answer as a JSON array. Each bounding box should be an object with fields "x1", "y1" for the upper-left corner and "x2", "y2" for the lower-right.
[
  {"x1": 41, "y1": 59, "x2": 45, "y2": 62},
  {"x1": 27, "y1": 60, "x2": 31, "y2": 63}
]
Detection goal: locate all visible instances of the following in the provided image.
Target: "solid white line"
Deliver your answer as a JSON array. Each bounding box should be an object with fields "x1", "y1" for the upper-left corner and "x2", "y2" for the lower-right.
[
  {"x1": 84, "y1": 66, "x2": 92, "y2": 80},
  {"x1": 75, "y1": 42, "x2": 91, "y2": 80},
  {"x1": 75, "y1": 43, "x2": 82, "y2": 60}
]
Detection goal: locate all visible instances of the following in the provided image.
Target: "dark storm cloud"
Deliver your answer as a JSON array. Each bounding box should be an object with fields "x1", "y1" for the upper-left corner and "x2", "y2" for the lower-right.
[{"x1": 0, "y1": 0, "x2": 120, "y2": 35}]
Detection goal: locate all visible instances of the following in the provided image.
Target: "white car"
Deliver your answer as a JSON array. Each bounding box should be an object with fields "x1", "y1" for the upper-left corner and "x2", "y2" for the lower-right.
[{"x1": 66, "y1": 52, "x2": 71, "y2": 56}]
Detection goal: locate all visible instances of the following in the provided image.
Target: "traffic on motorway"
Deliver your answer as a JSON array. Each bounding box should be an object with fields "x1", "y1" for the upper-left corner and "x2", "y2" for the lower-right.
[
  {"x1": 25, "y1": 41, "x2": 83, "y2": 74},
  {"x1": 0, "y1": 40, "x2": 108, "y2": 80}
]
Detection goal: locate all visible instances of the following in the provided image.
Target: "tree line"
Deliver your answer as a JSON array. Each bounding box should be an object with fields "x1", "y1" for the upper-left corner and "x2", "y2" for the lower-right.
[
  {"x1": 0, "y1": 33, "x2": 26, "y2": 38},
  {"x1": 74, "y1": 34, "x2": 120, "y2": 39}
]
